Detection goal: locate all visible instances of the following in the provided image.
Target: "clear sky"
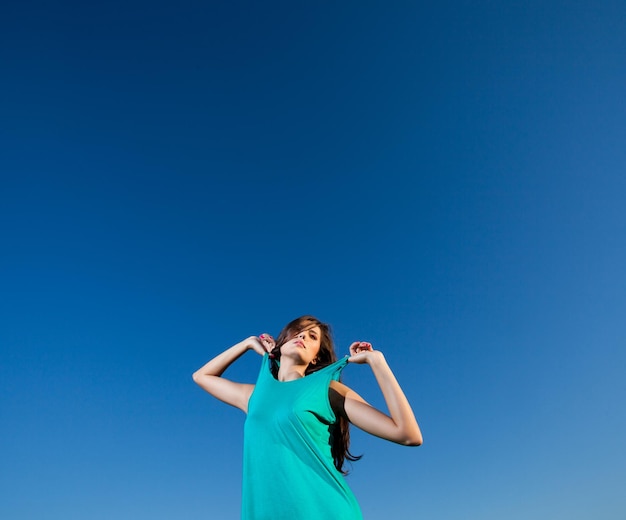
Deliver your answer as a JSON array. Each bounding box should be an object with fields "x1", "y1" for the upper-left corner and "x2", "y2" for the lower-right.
[{"x1": 1, "y1": 1, "x2": 625, "y2": 519}]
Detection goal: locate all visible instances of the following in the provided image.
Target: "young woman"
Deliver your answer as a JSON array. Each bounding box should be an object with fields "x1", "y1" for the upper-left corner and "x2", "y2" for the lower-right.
[{"x1": 193, "y1": 315, "x2": 422, "y2": 519}]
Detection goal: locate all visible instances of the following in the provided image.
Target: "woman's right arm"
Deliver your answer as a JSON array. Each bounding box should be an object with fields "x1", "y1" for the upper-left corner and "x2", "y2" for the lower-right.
[{"x1": 192, "y1": 335, "x2": 273, "y2": 413}]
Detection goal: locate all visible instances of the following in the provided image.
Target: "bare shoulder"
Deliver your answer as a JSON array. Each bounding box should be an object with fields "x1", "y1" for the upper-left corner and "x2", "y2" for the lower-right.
[
  {"x1": 330, "y1": 380, "x2": 365, "y2": 399},
  {"x1": 329, "y1": 380, "x2": 368, "y2": 418},
  {"x1": 329, "y1": 379, "x2": 350, "y2": 395}
]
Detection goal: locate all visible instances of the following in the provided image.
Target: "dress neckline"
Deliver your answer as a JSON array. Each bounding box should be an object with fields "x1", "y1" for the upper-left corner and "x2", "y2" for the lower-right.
[{"x1": 267, "y1": 354, "x2": 348, "y2": 384}]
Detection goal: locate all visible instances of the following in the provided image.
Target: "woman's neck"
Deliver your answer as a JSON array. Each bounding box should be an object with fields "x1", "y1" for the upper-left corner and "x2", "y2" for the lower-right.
[{"x1": 277, "y1": 357, "x2": 308, "y2": 381}]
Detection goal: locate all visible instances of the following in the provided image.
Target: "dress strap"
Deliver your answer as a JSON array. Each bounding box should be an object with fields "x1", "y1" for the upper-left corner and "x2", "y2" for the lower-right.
[
  {"x1": 260, "y1": 353, "x2": 274, "y2": 381},
  {"x1": 326, "y1": 356, "x2": 350, "y2": 382}
]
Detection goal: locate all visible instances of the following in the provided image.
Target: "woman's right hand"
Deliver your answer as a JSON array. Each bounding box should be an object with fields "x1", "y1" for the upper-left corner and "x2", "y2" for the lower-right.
[{"x1": 247, "y1": 334, "x2": 276, "y2": 356}]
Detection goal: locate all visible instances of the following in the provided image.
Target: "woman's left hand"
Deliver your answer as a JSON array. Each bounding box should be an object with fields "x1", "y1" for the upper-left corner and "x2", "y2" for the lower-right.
[
  {"x1": 258, "y1": 333, "x2": 276, "y2": 354},
  {"x1": 348, "y1": 341, "x2": 382, "y2": 364}
]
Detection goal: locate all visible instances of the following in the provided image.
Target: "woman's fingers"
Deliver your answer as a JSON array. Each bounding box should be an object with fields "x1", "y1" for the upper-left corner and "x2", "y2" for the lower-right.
[
  {"x1": 259, "y1": 333, "x2": 276, "y2": 352},
  {"x1": 347, "y1": 341, "x2": 375, "y2": 364},
  {"x1": 349, "y1": 341, "x2": 373, "y2": 355}
]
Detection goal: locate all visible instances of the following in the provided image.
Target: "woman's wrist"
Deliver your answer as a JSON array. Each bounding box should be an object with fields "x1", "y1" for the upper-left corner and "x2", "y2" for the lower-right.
[
  {"x1": 242, "y1": 337, "x2": 256, "y2": 351},
  {"x1": 366, "y1": 350, "x2": 386, "y2": 367}
]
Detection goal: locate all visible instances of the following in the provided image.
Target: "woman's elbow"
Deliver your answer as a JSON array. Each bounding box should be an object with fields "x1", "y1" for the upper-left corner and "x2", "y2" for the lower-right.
[
  {"x1": 400, "y1": 429, "x2": 423, "y2": 447},
  {"x1": 405, "y1": 436, "x2": 423, "y2": 447}
]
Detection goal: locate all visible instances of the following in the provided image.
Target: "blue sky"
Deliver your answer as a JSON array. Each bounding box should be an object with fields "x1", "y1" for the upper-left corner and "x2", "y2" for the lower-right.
[{"x1": 1, "y1": 1, "x2": 625, "y2": 518}]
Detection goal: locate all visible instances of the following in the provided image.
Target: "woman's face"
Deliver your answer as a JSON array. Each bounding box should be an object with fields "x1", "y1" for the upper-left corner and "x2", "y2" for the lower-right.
[{"x1": 281, "y1": 324, "x2": 322, "y2": 365}]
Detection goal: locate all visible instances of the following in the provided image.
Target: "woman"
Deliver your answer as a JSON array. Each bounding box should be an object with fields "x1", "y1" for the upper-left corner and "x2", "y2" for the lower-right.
[{"x1": 193, "y1": 315, "x2": 422, "y2": 519}]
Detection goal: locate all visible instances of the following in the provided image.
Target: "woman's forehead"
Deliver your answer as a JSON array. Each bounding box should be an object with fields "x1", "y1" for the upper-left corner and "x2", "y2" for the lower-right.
[{"x1": 294, "y1": 321, "x2": 321, "y2": 334}]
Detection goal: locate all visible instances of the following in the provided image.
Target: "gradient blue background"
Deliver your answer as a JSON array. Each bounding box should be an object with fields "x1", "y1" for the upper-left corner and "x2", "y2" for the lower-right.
[{"x1": 2, "y1": 1, "x2": 625, "y2": 518}]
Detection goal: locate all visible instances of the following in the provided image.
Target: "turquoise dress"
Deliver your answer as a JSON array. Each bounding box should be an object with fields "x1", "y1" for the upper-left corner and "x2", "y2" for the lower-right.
[{"x1": 242, "y1": 354, "x2": 362, "y2": 520}]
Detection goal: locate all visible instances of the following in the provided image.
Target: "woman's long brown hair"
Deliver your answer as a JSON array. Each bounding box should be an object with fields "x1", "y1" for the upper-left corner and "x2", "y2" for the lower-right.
[{"x1": 269, "y1": 315, "x2": 361, "y2": 474}]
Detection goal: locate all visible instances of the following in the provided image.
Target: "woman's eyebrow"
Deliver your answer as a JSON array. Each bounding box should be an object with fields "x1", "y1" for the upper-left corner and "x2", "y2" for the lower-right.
[{"x1": 294, "y1": 325, "x2": 318, "y2": 337}]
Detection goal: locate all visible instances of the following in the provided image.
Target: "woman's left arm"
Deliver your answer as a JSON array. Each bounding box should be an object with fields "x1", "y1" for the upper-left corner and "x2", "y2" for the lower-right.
[{"x1": 330, "y1": 342, "x2": 423, "y2": 446}]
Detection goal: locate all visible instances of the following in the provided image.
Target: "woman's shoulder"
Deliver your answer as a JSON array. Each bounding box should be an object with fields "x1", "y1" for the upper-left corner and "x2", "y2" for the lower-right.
[
  {"x1": 329, "y1": 379, "x2": 367, "y2": 404},
  {"x1": 329, "y1": 379, "x2": 350, "y2": 394}
]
